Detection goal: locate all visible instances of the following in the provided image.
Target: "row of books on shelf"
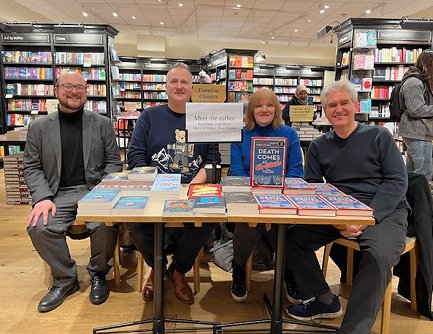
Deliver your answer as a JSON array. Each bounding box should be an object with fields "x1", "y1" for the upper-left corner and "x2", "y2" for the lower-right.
[
  {"x1": 7, "y1": 114, "x2": 39, "y2": 126},
  {"x1": 143, "y1": 74, "x2": 167, "y2": 82},
  {"x1": 374, "y1": 47, "x2": 423, "y2": 64},
  {"x1": 7, "y1": 99, "x2": 47, "y2": 112},
  {"x1": 118, "y1": 73, "x2": 142, "y2": 81},
  {"x1": 84, "y1": 100, "x2": 107, "y2": 114},
  {"x1": 4, "y1": 67, "x2": 53, "y2": 80},
  {"x1": 370, "y1": 104, "x2": 391, "y2": 118},
  {"x1": 300, "y1": 79, "x2": 322, "y2": 87},
  {"x1": 228, "y1": 55, "x2": 254, "y2": 68},
  {"x1": 274, "y1": 86, "x2": 296, "y2": 94},
  {"x1": 228, "y1": 80, "x2": 253, "y2": 91},
  {"x1": 210, "y1": 69, "x2": 227, "y2": 82},
  {"x1": 373, "y1": 66, "x2": 408, "y2": 81},
  {"x1": 143, "y1": 91, "x2": 168, "y2": 100},
  {"x1": 87, "y1": 84, "x2": 106, "y2": 96},
  {"x1": 371, "y1": 86, "x2": 392, "y2": 99},
  {"x1": 55, "y1": 52, "x2": 105, "y2": 66},
  {"x1": 55, "y1": 67, "x2": 106, "y2": 80},
  {"x1": 253, "y1": 78, "x2": 273, "y2": 85},
  {"x1": 228, "y1": 69, "x2": 253, "y2": 80},
  {"x1": 2, "y1": 50, "x2": 52, "y2": 64},
  {"x1": 6, "y1": 83, "x2": 54, "y2": 96},
  {"x1": 352, "y1": 54, "x2": 375, "y2": 70},
  {"x1": 275, "y1": 78, "x2": 298, "y2": 86},
  {"x1": 228, "y1": 91, "x2": 251, "y2": 103}
]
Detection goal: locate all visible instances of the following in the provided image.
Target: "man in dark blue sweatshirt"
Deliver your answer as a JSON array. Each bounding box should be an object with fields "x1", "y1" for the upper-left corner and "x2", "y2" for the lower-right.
[{"x1": 127, "y1": 63, "x2": 220, "y2": 304}]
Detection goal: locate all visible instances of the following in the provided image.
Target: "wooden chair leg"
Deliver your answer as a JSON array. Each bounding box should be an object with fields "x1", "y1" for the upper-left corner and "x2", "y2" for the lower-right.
[
  {"x1": 409, "y1": 246, "x2": 418, "y2": 312},
  {"x1": 380, "y1": 282, "x2": 392, "y2": 334},
  {"x1": 246, "y1": 253, "x2": 253, "y2": 291},
  {"x1": 322, "y1": 243, "x2": 333, "y2": 277},
  {"x1": 136, "y1": 251, "x2": 144, "y2": 292},
  {"x1": 113, "y1": 236, "x2": 121, "y2": 286},
  {"x1": 193, "y1": 248, "x2": 203, "y2": 294}
]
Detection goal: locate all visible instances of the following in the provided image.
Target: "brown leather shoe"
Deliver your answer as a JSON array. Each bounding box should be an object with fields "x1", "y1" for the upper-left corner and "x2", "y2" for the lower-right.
[
  {"x1": 142, "y1": 269, "x2": 154, "y2": 301},
  {"x1": 166, "y1": 264, "x2": 194, "y2": 304}
]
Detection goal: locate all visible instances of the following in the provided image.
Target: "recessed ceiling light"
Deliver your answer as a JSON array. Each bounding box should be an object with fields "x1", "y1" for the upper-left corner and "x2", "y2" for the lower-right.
[
  {"x1": 319, "y1": 9, "x2": 325, "y2": 14},
  {"x1": 307, "y1": 19, "x2": 312, "y2": 22},
  {"x1": 131, "y1": 15, "x2": 136, "y2": 19},
  {"x1": 112, "y1": 12, "x2": 118, "y2": 17},
  {"x1": 82, "y1": 12, "x2": 88, "y2": 17},
  {"x1": 365, "y1": 9, "x2": 372, "y2": 14},
  {"x1": 294, "y1": 29, "x2": 298, "y2": 32},
  {"x1": 178, "y1": 2, "x2": 183, "y2": 7},
  {"x1": 324, "y1": 4, "x2": 329, "y2": 9},
  {"x1": 236, "y1": 4, "x2": 241, "y2": 8},
  {"x1": 160, "y1": 21, "x2": 164, "y2": 25}
]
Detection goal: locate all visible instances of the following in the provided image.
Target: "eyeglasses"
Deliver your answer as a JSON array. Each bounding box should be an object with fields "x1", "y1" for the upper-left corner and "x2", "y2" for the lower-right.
[{"x1": 58, "y1": 83, "x2": 87, "y2": 93}]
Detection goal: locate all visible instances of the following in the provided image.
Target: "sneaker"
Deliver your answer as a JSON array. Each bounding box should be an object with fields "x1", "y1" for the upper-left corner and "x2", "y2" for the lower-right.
[
  {"x1": 231, "y1": 265, "x2": 247, "y2": 302},
  {"x1": 286, "y1": 295, "x2": 343, "y2": 321},
  {"x1": 285, "y1": 289, "x2": 303, "y2": 305}
]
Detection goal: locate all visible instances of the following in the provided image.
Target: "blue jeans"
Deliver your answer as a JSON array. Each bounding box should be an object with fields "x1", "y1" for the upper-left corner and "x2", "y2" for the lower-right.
[{"x1": 403, "y1": 137, "x2": 433, "y2": 181}]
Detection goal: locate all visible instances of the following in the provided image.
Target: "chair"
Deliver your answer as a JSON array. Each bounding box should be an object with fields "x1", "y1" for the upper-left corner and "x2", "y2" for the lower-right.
[
  {"x1": 68, "y1": 223, "x2": 121, "y2": 286},
  {"x1": 322, "y1": 236, "x2": 417, "y2": 334}
]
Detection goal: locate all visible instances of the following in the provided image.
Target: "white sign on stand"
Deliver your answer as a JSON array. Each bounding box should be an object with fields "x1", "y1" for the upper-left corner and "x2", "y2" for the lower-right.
[{"x1": 185, "y1": 102, "x2": 244, "y2": 143}]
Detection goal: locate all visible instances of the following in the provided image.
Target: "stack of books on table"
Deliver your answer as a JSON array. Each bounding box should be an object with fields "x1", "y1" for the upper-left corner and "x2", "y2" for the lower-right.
[
  {"x1": 150, "y1": 173, "x2": 181, "y2": 199},
  {"x1": 283, "y1": 177, "x2": 316, "y2": 195},
  {"x1": 319, "y1": 194, "x2": 374, "y2": 217},
  {"x1": 188, "y1": 183, "x2": 226, "y2": 215},
  {"x1": 310, "y1": 182, "x2": 344, "y2": 196},
  {"x1": 286, "y1": 194, "x2": 336, "y2": 216},
  {"x1": 127, "y1": 166, "x2": 158, "y2": 181},
  {"x1": 220, "y1": 176, "x2": 250, "y2": 193},
  {"x1": 162, "y1": 199, "x2": 195, "y2": 217},
  {"x1": 253, "y1": 193, "x2": 297, "y2": 215},
  {"x1": 3, "y1": 153, "x2": 32, "y2": 205},
  {"x1": 225, "y1": 192, "x2": 258, "y2": 215},
  {"x1": 111, "y1": 195, "x2": 150, "y2": 216},
  {"x1": 120, "y1": 180, "x2": 153, "y2": 196},
  {"x1": 77, "y1": 188, "x2": 121, "y2": 215}
]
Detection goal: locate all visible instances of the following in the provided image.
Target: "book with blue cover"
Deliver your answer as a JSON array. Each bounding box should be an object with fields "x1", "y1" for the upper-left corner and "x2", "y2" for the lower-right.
[
  {"x1": 283, "y1": 178, "x2": 316, "y2": 195},
  {"x1": 162, "y1": 199, "x2": 195, "y2": 217},
  {"x1": 250, "y1": 137, "x2": 287, "y2": 190},
  {"x1": 286, "y1": 194, "x2": 336, "y2": 216},
  {"x1": 77, "y1": 189, "x2": 121, "y2": 215},
  {"x1": 111, "y1": 196, "x2": 149, "y2": 216},
  {"x1": 193, "y1": 196, "x2": 226, "y2": 214},
  {"x1": 319, "y1": 194, "x2": 374, "y2": 216},
  {"x1": 151, "y1": 173, "x2": 181, "y2": 199},
  {"x1": 310, "y1": 183, "x2": 344, "y2": 196},
  {"x1": 127, "y1": 166, "x2": 158, "y2": 181},
  {"x1": 253, "y1": 193, "x2": 297, "y2": 215}
]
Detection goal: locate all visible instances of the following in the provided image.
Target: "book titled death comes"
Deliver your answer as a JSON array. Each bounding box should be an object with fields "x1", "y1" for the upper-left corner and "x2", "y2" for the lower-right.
[{"x1": 250, "y1": 137, "x2": 287, "y2": 190}]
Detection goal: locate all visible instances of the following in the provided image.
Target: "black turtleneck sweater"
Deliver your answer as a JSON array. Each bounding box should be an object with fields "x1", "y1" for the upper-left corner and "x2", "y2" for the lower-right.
[{"x1": 58, "y1": 107, "x2": 86, "y2": 187}]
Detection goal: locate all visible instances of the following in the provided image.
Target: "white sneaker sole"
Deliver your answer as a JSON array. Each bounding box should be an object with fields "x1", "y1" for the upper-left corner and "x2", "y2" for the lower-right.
[
  {"x1": 231, "y1": 290, "x2": 248, "y2": 302},
  {"x1": 286, "y1": 307, "x2": 344, "y2": 321}
]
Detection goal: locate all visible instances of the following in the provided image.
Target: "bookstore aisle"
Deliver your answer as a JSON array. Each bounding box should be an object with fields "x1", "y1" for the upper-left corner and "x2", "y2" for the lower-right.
[{"x1": 0, "y1": 169, "x2": 431, "y2": 333}]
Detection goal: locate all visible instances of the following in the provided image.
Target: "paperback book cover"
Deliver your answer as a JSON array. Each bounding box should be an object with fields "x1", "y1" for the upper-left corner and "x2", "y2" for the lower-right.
[
  {"x1": 310, "y1": 183, "x2": 344, "y2": 196},
  {"x1": 250, "y1": 137, "x2": 287, "y2": 190},
  {"x1": 127, "y1": 166, "x2": 158, "y2": 181},
  {"x1": 283, "y1": 178, "x2": 316, "y2": 195},
  {"x1": 220, "y1": 176, "x2": 250, "y2": 193},
  {"x1": 319, "y1": 194, "x2": 374, "y2": 217},
  {"x1": 286, "y1": 194, "x2": 336, "y2": 216},
  {"x1": 151, "y1": 173, "x2": 181, "y2": 199},
  {"x1": 162, "y1": 199, "x2": 195, "y2": 217},
  {"x1": 121, "y1": 180, "x2": 153, "y2": 195},
  {"x1": 188, "y1": 183, "x2": 222, "y2": 198},
  {"x1": 253, "y1": 193, "x2": 297, "y2": 215},
  {"x1": 78, "y1": 189, "x2": 121, "y2": 215},
  {"x1": 111, "y1": 196, "x2": 149, "y2": 216},
  {"x1": 95, "y1": 179, "x2": 128, "y2": 191},
  {"x1": 193, "y1": 196, "x2": 226, "y2": 214},
  {"x1": 103, "y1": 171, "x2": 130, "y2": 180}
]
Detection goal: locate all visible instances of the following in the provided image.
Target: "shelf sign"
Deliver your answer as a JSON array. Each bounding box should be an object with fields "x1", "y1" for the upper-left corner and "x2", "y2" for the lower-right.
[
  {"x1": 186, "y1": 102, "x2": 244, "y2": 143},
  {"x1": 191, "y1": 84, "x2": 226, "y2": 102},
  {"x1": 289, "y1": 105, "x2": 315, "y2": 122},
  {"x1": 2, "y1": 33, "x2": 50, "y2": 43},
  {"x1": 377, "y1": 30, "x2": 431, "y2": 42},
  {"x1": 338, "y1": 31, "x2": 352, "y2": 47},
  {"x1": 54, "y1": 34, "x2": 103, "y2": 45}
]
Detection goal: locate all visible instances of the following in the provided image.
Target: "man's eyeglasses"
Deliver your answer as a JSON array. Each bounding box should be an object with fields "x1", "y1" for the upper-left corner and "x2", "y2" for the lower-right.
[{"x1": 58, "y1": 83, "x2": 87, "y2": 93}]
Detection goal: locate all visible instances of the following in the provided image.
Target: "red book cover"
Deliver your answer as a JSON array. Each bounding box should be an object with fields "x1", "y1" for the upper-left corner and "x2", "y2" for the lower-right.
[
  {"x1": 286, "y1": 194, "x2": 336, "y2": 216},
  {"x1": 188, "y1": 183, "x2": 222, "y2": 198}
]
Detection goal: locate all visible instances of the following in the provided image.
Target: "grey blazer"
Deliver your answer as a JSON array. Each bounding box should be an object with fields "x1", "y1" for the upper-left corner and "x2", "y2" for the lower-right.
[{"x1": 23, "y1": 110, "x2": 123, "y2": 205}]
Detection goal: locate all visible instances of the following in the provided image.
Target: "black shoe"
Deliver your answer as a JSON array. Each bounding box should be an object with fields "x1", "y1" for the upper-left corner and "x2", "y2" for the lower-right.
[
  {"x1": 231, "y1": 264, "x2": 247, "y2": 302},
  {"x1": 38, "y1": 282, "x2": 80, "y2": 313},
  {"x1": 89, "y1": 275, "x2": 109, "y2": 305}
]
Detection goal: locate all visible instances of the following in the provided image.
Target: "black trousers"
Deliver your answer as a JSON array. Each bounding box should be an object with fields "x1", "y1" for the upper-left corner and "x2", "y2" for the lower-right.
[
  {"x1": 127, "y1": 222, "x2": 215, "y2": 274},
  {"x1": 285, "y1": 208, "x2": 408, "y2": 334}
]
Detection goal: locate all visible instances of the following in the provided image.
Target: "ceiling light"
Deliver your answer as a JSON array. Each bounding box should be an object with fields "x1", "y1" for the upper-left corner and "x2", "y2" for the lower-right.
[
  {"x1": 112, "y1": 12, "x2": 118, "y2": 17},
  {"x1": 294, "y1": 29, "x2": 298, "y2": 33},
  {"x1": 178, "y1": 2, "x2": 183, "y2": 7},
  {"x1": 307, "y1": 19, "x2": 312, "y2": 22},
  {"x1": 319, "y1": 9, "x2": 325, "y2": 14},
  {"x1": 82, "y1": 12, "x2": 88, "y2": 17},
  {"x1": 236, "y1": 4, "x2": 241, "y2": 8},
  {"x1": 131, "y1": 15, "x2": 136, "y2": 20},
  {"x1": 365, "y1": 9, "x2": 372, "y2": 14},
  {"x1": 159, "y1": 21, "x2": 164, "y2": 25},
  {"x1": 324, "y1": 4, "x2": 329, "y2": 9}
]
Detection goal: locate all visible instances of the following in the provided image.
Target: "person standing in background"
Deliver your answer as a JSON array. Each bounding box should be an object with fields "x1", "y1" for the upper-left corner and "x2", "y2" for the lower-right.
[
  {"x1": 24, "y1": 71, "x2": 122, "y2": 313},
  {"x1": 282, "y1": 84, "x2": 309, "y2": 124},
  {"x1": 398, "y1": 50, "x2": 433, "y2": 181}
]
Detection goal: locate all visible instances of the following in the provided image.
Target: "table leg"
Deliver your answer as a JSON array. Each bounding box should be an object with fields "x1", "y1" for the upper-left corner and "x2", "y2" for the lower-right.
[
  {"x1": 270, "y1": 224, "x2": 285, "y2": 334},
  {"x1": 153, "y1": 222, "x2": 165, "y2": 334}
]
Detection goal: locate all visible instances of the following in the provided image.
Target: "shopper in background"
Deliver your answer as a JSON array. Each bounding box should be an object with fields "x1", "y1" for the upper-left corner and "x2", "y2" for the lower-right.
[
  {"x1": 229, "y1": 88, "x2": 304, "y2": 302},
  {"x1": 24, "y1": 71, "x2": 123, "y2": 312},
  {"x1": 398, "y1": 50, "x2": 433, "y2": 181},
  {"x1": 127, "y1": 63, "x2": 220, "y2": 304},
  {"x1": 284, "y1": 80, "x2": 409, "y2": 334},
  {"x1": 282, "y1": 84, "x2": 309, "y2": 124},
  {"x1": 198, "y1": 69, "x2": 212, "y2": 84}
]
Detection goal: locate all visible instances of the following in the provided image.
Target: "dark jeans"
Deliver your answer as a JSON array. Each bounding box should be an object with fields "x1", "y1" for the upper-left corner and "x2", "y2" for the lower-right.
[{"x1": 127, "y1": 222, "x2": 215, "y2": 274}]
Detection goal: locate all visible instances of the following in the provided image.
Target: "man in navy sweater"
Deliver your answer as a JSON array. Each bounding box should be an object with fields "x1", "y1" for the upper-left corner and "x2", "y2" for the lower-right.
[
  {"x1": 127, "y1": 63, "x2": 220, "y2": 304},
  {"x1": 284, "y1": 80, "x2": 409, "y2": 334}
]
